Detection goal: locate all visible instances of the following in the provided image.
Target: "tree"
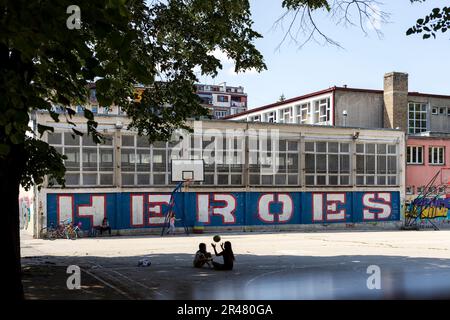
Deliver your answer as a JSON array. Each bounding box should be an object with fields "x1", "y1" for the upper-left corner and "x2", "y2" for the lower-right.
[
  {"x1": 407, "y1": 1, "x2": 449, "y2": 39},
  {"x1": 1, "y1": 0, "x2": 266, "y2": 299}
]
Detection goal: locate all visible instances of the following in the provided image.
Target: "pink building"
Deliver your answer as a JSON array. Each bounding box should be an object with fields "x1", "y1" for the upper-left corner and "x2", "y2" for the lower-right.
[{"x1": 406, "y1": 134, "x2": 450, "y2": 200}]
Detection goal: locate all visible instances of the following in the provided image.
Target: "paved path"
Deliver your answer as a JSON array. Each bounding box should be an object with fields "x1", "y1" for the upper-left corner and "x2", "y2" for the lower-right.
[{"x1": 21, "y1": 230, "x2": 450, "y2": 299}]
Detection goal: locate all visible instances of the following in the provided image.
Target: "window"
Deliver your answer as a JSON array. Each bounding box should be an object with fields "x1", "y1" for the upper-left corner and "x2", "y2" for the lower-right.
[
  {"x1": 220, "y1": 139, "x2": 243, "y2": 185},
  {"x1": 432, "y1": 107, "x2": 438, "y2": 115},
  {"x1": 305, "y1": 141, "x2": 351, "y2": 186},
  {"x1": 406, "y1": 186, "x2": 414, "y2": 195},
  {"x1": 439, "y1": 107, "x2": 445, "y2": 115},
  {"x1": 120, "y1": 136, "x2": 175, "y2": 186},
  {"x1": 217, "y1": 95, "x2": 229, "y2": 103},
  {"x1": 214, "y1": 110, "x2": 228, "y2": 118},
  {"x1": 448, "y1": 107, "x2": 450, "y2": 116},
  {"x1": 249, "y1": 137, "x2": 299, "y2": 186},
  {"x1": 296, "y1": 103, "x2": 309, "y2": 124},
  {"x1": 356, "y1": 143, "x2": 398, "y2": 186},
  {"x1": 408, "y1": 102, "x2": 427, "y2": 134},
  {"x1": 429, "y1": 146, "x2": 445, "y2": 165},
  {"x1": 266, "y1": 112, "x2": 276, "y2": 123},
  {"x1": 250, "y1": 115, "x2": 261, "y2": 122},
  {"x1": 406, "y1": 146, "x2": 423, "y2": 164},
  {"x1": 47, "y1": 132, "x2": 114, "y2": 186},
  {"x1": 199, "y1": 134, "x2": 244, "y2": 186},
  {"x1": 417, "y1": 186, "x2": 425, "y2": 194},
  {"x1": 280, "y1": 108, "x2": 293, "y2": 123},
  {"x1": 314, "y1": 99, "x2": 330, "y2": 124}
]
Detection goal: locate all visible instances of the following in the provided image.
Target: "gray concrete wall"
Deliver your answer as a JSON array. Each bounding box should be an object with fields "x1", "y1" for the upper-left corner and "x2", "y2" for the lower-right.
[{"x1": 334, "y1": 90, "x2": 384, "y2": 129}]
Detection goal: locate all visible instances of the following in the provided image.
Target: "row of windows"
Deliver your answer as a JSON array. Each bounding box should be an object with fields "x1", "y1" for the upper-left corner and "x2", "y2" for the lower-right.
[
  {"x1": 248, "y1": 97, "x2": 332, "y2": 125},
  {"x1": 48, "y1": 132, "x2": 114, "y2": 186},
  {"x1": 217, "y1": 95, "x2": 229, "y2": 103},
  {"x1": 406, "y1": 146, "x2": 445, "y2": 165},
  {"x1": 431, "y1": 106, "x2": 450, "y2": 116},
  {"x1": 47, "y1": 132, "x2": 400, "y2": 187},
  {"x1": 214, "y1": 110, "x2": 229, "y2": 118},
  {"x1": 355, "y1": 143, "x2": 398, "y2": 186}
]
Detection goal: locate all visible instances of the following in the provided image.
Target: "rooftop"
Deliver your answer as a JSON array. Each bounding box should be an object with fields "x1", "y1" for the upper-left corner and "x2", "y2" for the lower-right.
[{"x1": 223, "y1": 86, "x2": 450, "y2": 119}]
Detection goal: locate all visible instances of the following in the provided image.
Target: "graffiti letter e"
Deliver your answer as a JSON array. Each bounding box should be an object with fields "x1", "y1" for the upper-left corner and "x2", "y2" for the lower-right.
[
  {"x1": 366, "y1": 265, "x2": 381, "y2": 290},
  {"x1": 66, "y1": 5, "x2": 81, "y2": 30},
  {"x1": 66, "y1": 265, "x2": 81, "y2": 290}
]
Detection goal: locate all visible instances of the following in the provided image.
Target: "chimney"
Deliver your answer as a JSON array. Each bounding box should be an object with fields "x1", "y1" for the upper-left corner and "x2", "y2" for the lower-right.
[{"x1": 383, "y1": 72, "x2": 408, "y2": 130}]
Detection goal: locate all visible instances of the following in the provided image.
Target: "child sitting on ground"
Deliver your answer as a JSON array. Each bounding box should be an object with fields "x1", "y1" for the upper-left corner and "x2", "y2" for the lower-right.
[{"x1": 193, "y1": 243, "x2": 213, "y2": 268}]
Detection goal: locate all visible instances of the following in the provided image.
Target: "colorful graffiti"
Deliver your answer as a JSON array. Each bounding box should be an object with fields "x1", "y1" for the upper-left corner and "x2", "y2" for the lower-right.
[
  {"x1": 19, "y1": 196, "x2": 31, "y2": 230},
  {"x1": 405, "y1": 197, "x2": 450, "y2": 222},
  {"x1": 46, "y1": 191, "x2": 400, "y2": 231}
]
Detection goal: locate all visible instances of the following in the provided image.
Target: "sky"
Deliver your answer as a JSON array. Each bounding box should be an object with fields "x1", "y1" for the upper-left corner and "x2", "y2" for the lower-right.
[{"x1": 195, "y1": 0, "x2": 450, "y2": 109}]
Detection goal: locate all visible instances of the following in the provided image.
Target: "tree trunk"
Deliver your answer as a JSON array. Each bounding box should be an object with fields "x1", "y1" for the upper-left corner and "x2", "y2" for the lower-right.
[{"x1": 0, "y1": 148, "x2": 25, "y2": 300}]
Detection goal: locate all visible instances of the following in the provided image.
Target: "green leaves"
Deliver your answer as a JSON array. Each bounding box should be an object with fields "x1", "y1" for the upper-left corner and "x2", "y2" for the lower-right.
[
  {"x1": 282, "y1": 0, "x2": 330, "y2": 11},
  {"x1": 37, "y1": 124, "x2": 55, "y2": 138},
  {"x1": 20, "y1": 138, "x2": 67, "y2": 191},
  {"x1": 407, "y1": 5, "x2": 450, "y2": 39}
]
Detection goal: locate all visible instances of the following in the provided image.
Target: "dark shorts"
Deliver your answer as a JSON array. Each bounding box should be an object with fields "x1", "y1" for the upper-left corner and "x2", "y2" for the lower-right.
[{"x1": 212, "y1": 261, "x2": 233, "y2": 271}]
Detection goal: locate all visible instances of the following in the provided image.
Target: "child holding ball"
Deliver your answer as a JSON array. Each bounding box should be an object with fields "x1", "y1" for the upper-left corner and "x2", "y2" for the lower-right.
[{"x1": 211, "y1": 241, "x2": 235, "y2": 271}]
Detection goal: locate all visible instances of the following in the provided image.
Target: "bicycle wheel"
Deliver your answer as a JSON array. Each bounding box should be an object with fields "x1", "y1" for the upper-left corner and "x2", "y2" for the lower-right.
[
  {"x1": 40, "y1": 227, "x2": 49, "y2": 239},
  {"x1": 66, "y1": 228, "x2": 77, "y2": 240},
  {"x1": 74, "y1": 228, "x2": 82, "y2": 239}
]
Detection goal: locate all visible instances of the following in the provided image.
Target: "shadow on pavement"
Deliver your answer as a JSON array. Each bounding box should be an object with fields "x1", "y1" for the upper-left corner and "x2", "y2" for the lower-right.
[{"x1": 22, "y1": 253, "x2": 450, "y2": 300}]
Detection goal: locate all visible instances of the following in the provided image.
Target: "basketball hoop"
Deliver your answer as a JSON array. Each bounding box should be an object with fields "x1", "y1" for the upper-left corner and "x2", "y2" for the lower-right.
[{"x1": 171, "y1": 159, "x2": 204, "y2": 184}]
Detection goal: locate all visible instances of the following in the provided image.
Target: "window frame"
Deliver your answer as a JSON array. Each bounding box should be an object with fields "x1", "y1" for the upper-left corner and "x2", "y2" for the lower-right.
[
  {"x1": 407, "y1": 102, "x2": 428, "y2": 134},
  {"x1": 47, "y1": 131, "x2": 114, "y2": 187},
  {"x1": 406, "y1": 145, "x2": 424, "y2": 165},
  {"x1": 304, "y1": 140, "x2": 352, "y2": 186},
  {"x1": 428, "y1": 146, "x2": 445, "y2": 165},
  {"x1": 356, "y1": 143, "x2": 399, "y2": 186}
]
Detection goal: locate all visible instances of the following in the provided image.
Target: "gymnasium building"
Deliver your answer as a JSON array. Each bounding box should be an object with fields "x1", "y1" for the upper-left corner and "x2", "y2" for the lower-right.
[{"x1": 21, "y1": 109, "x2": 405, "y2": 237}]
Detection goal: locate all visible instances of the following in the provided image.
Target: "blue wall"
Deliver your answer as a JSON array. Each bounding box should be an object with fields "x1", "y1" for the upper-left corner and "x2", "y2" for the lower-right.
[{"x1": 47, "y1": 191, "x2": 400, "y2": 230}]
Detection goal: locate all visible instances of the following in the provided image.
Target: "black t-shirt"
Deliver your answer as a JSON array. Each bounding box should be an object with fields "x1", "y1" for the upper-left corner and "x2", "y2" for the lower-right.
[{"x1": 221, "y1": 250, "x2": 234, "y2": 269}]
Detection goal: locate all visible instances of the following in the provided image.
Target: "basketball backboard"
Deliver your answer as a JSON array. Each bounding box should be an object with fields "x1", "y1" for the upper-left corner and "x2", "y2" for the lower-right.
[{"x1": 171, "y1": 159, "x2": 204, "y2": 182}]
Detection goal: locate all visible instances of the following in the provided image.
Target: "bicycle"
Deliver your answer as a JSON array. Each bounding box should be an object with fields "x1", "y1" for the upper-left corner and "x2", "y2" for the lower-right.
[
  {"x1": 41, "y1": 222, "x2": 66, "y2": 240},
  {"x1": 64, "y1": 221, "x2": 83, "y2": 240}
]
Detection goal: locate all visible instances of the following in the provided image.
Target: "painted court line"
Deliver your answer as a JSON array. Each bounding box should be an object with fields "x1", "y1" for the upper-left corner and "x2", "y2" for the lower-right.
[
  {"x1": 93, "y1": 263, "x2": 166, "y2": 298},
  {"x1": 81, "y1": 267, "x2": 132, "y2": 299}
]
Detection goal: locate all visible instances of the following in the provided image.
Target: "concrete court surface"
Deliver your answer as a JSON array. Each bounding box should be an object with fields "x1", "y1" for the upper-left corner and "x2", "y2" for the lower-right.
[{"x1": 21, "y1": 230, "x2": 450, "y2": 299}]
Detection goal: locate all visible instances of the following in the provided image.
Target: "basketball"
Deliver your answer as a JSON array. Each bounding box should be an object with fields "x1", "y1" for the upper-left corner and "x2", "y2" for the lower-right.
[{"x1": 213, "y1": 235, "x2": 221, "y2": 242}]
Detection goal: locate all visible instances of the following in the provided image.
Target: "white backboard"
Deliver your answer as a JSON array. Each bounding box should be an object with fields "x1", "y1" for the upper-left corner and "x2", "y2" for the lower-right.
[{"x1": 171, "y1": 159, "x2": 204, "y2": 182}]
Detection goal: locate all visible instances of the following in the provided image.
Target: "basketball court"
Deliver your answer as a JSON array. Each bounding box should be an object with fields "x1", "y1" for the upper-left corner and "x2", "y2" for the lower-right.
[{"x1": 21, "y1": 229, "x2": 450, "y2": 299}]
